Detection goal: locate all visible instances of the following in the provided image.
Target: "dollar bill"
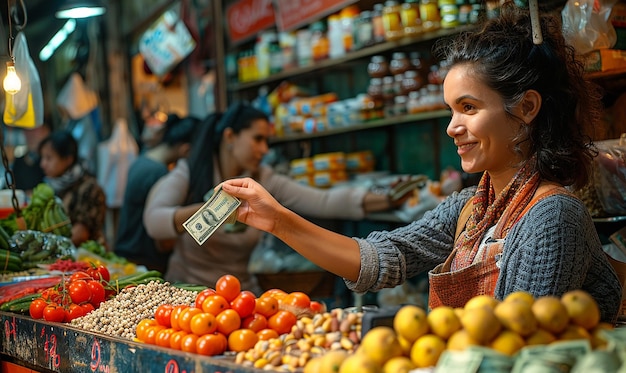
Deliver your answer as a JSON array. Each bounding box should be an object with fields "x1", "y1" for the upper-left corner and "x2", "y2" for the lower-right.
[{"x1": 183, "y1": 187, "x2": 241, "y2": 245}]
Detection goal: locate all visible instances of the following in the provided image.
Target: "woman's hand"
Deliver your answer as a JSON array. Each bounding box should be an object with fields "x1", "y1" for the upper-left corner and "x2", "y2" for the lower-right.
[{"x1": 221, "y1": 178, "x2": 284, "y2": 234}]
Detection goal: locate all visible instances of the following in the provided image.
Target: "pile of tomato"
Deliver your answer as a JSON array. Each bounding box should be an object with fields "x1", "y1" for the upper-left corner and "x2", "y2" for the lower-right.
[
  {"x1": 28, "y1": 265, "x2": 111, "y2": 323},
  {"x1": 137, "y1": 274, "x2": 323, "y2": 357}
]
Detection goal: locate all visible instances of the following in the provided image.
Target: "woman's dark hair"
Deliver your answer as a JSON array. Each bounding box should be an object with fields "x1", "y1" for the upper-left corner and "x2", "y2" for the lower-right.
[
  {"x1": 161, "y1": 114, "x2": 200, "y2": 146},
  {"x1": 435, "y1": 1, "x2": 601, "y2": 189},
  {"x1": 186, "y1": 102, "x2": 269, "y2": 204},
  {"x1": 38, "y1": 130, "x2": 79, "y2": 166}
]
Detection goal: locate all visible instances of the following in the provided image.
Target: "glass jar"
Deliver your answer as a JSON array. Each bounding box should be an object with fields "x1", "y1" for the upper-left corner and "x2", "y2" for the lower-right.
[
  {"x1": 354, "y1": 10, "x2": 374, "y2": 49},
  {"x1": 372, "y1": 3, "x2": 387, "y2": 43},
  {"x1": 382, "y1": 76, "x2": 396, "y2": 102},
  {"x1": 368, "y1": 55, "x2": 390, "y2": 78},
  {"x1": 401, "y1": 70, "x2": 422, "y2": 94},
  {"x1": 440, "y1": 4, "x2": 460, "y2": 29},
  {"x1": 401, "y1": 0, "x2": 422, "y2": 37},
  {"x1": 367, "y1": 78, "x2": 384, "y2": 100},
  {"x1": 310, "y1": 21, "x2": 329, "y2": 61},
  {"x1": 420, "y1": 0, "x2": 441, "y2": 32},
  {"x1": 407, "y1": 90, "x2": 422, "y2": 114},
  {"x1": 382, "y1": 1, "x2": 404, "y2": 41},
  {"x1": 394, "y1": 95, "x2": 408, "y2": 116},
  {"x1": 390, "y1": 52, "x2": 410, "y2": 75}
]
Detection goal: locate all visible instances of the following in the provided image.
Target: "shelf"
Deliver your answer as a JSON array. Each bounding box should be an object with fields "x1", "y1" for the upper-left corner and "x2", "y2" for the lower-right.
[
  {"x1": 269, "y1": 109, "x2": 450, "y2": 144},
  {"x1": 586, "y1": 68, "x2": 626, "y2": 81},
  {"x1": 228, "y1": 26, "x2": 475, "y2": 92}
]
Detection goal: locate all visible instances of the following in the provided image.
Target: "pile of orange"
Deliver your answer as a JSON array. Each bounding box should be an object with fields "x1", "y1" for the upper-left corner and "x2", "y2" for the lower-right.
[{"x1": 135, "y1": 274, "x2": 323, "y2": 356}]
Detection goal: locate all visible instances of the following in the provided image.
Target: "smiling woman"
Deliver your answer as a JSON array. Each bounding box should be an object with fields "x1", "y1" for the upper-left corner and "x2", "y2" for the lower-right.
[{"x1": 220, "y1": 1, "x2": 623, "y2": 324}]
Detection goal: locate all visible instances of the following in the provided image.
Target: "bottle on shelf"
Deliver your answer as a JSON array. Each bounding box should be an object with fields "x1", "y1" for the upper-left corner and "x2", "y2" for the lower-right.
[
  {"x1": 401, "y1": 0, "x2": 423, "y2": 37},
  {"x1": 383, "y1": 0, "x2": 405, "y2": 41},
  {"x1": 354, "y1": 10, "x2": 374, "y2": 50},
  {"x1": 328, "y1": 14, "x2": 346, "y2": 59},
  {"x1": 310, "y1": 21, "x2": 330, "y2": 62},
  {"x1": 340, "y1": 5, "x2": 360, "y2": 53},
  {"x1": 420, "y1": 0, "x2": 441, "y2": 32},
  {"x1": 372, "y1": 3, "x2": 387, "y2": 44}
]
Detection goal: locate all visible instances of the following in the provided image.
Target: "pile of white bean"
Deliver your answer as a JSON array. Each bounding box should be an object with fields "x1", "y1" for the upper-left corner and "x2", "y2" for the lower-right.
[{"x1": 69, "y1": 281, "x2": 197, "y2": 340}]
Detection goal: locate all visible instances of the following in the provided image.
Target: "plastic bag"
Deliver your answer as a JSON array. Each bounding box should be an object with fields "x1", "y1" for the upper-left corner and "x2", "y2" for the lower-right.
[
  {"x1": 562, "y1": 0, "x2": 619, "y2": 54},
  {"x1": 3, "y1": 32, "x2": 44, "y2": 128},
  {"x1": 96, "y1": 118, "x2": 138, "y2": 208},
  {"x1": 56, "y1": 72, "x2": 98, "y2": 120},
  {"x1": 593, "y1": 135, "x2": 626, "y2": 215}
]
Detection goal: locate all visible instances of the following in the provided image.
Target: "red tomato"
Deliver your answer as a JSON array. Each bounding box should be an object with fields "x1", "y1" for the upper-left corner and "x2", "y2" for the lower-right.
[
  {"x1": 94, "y1": 265, "x2": 110, "y2": 282},
  {"x1": 201, "y1": 294, "x2": 230, "y2": 316},
  {"x1": 69, "y1": 271, "x2": 92, "y2": 282},
  {"x1": 215, "y1": 309, "x2": 241, "y2": 336},
  {"x1": 154, "y1": 304, "x2": 174, "y2": 327},
  {"x1": 309, "y1": 300, "x2": 325, "y2": 313},
  {"x1": 254, "y1": 296, "x2": 279, "y2": 318},
  {"x1": 41, "y1": 288, "x2": 62, "y2": 304},
  {"x1": 178, "y1": 307, "x2": 203, "y2": 333},
  {"x1": 241, "y1": 313, "x2": 268, "y2": 333},
  {"x1": 68, "y1": 280, "x2": 92, "y2": 304},
  {"x1": 87, "y1": 280, "x2": 106, "y2": 307},
  {"x1": 228, "y1": 329, "x2": 258, "y2": 352},
  {"x1": 230, "y1": 291, "x2": 256, "y2": 319},
  {"x1": 29, "y1": 298, "x2": 49, "y2": 319},
  {"x1": 196, "y1": 334, "x2": 227, "y2": 356},
  {"x1": 215, "y1": 275, "x2": 241, "y2": 302},
  {"x1": 283, "y1": 292, "x2": 311, "y2": 309},
  {"x1": 155, "y1": 328, "x2": 175, "y2": 348},
  {"x1": 81, "y1": 302, "x2": 95, "y2": 315},
  {"x1": 195, "y1": 288, "x2": 217, "y2": 309},
  {"x1": 65, "y1": 303, "x2": 85, "y2": 322},
  {"x1": 42, "y1": 304, "x2": 67, "y2": 323},
  {"x1": 169, "y1": 330, "x2": 188, "y2": 350},
  {"x1": 190, "y1": 312, "x2": 217, "y2": 336},
  {"x1": 180, "y1": 334, "x2": 199, "y2": 353},
  {"x1": 267, "y1": 310, "x2": 297, "y2": 335},
  {"x1": 136, "y1": 319, "x2": 157, "y2": 341},
  {"x1": 170, "y1": 305, "x2": 189, "y2": 331},
  {"x1": 257, "y1": 328, "x2": 279, "y2": 341}
]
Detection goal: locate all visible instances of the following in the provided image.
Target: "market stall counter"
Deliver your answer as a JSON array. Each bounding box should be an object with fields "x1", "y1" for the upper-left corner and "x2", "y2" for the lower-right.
[{"x1": 0, "y1": 311, "x2": 256, "y2": 373}]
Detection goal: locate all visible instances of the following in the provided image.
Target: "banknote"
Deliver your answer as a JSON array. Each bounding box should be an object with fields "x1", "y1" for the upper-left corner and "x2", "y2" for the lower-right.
[{"x1": 183, "y1": 187, "x2": 241, "y2": 245}]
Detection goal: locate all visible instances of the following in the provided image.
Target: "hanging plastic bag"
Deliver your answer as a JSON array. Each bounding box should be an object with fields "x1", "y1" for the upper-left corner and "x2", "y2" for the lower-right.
[
  {"x1": 3, "y1": 32, "x2": 44, "y2": 128},
  {"x1": 562, "y1": 0, "x2": 619, "y2": 54},
  {"x1": 96, "y1": 118, "x2": 138, "y2": 208},
  {"x1": 56, "y1": 72, "x2": 99, "y2": 121}
]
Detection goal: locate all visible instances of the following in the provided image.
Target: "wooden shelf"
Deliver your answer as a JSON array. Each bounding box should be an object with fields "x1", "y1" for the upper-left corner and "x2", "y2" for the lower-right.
[
  {"x1": 269, "y1": 109, "x2": 450, "y2": 144},
  {"x1": 228, "y1": 26, "x2": 475, "y2": 92}
]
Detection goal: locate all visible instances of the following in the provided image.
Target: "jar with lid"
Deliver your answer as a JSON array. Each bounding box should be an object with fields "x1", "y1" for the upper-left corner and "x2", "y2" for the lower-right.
[
  {"x1": 401, "y1": 0, "x2": 422, "y2": 37},
  {"x1": 440, "y1": 3, "x2": 460, "y2": 29},
  {"x1": 328, "y1": 14, "x2": 345, "y2": 59},
  {"x1": 372, "y1": 3, "x2": 387, "y2": 43},
  {"x1": 368, "y1": 55, "x2": 390, "y2": 78},
  {"x1": 401, "y1": 70, "x2": 422, "y2": 95},
  {"x1": 310, "y1": 21, "x2": 329, "y2": 61},
  {"x1": 390, "y1": 52, "x2": 410, "y2": 75},
  {"x1": 382, "y1": 76, "x2": 396, "y2": 102},
  {"x1": 354, "y1": 10, "x2": 374, "y2": 49},
  {"x1": 394, "y1": 95, "x2": 408, "y2": 116},
  {"x1": 409, "y1": 51, "x2": 429, "y2": 80},
  {"x1": 420, "y1": 0, "x2": 441, "y2": 32},
  {"x1": 367, "y1": 78, "x2": 384, "y2": 101},
  {"x1": 458, "y1": 1, "x2": 472, "y2": 25},
  {"x1": 340, "y1": 5, "x2": 360, "y2": 52},
  {"x1": 407, "y1": 90, "x2": 422, "y2": 114},
  {"x1": 382, "y1": 1, "x2": 404, "y2": 41}
]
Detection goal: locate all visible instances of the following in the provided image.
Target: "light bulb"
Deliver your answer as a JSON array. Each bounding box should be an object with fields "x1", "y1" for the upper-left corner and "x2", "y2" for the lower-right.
[{"x1": 3, "y1": 62, "x2": 21, "y2": 95}]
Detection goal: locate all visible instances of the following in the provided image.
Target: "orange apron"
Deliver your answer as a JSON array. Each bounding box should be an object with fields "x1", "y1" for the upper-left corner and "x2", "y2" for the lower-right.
[{"x1": 428, "y1": 186, "x2": 568, "y2": 310}]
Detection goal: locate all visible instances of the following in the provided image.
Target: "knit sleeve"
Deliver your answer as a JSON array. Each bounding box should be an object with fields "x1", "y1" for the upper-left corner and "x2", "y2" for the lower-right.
[
  {"x1": 344, "y1": 187, "x2": 476, "y2": 293},
  {"x1": 495, "y1": 194, "x2": 622, "y2": 323}
]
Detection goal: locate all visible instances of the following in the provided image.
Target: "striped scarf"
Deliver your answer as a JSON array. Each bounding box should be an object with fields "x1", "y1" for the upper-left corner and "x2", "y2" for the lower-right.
[{"x1": 452, "y1": 156, "x2": 540, "y2": 269}]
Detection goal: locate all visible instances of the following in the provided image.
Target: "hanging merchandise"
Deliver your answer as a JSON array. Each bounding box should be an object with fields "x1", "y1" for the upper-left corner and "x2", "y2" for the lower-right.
[
  {"x1": 56, "y1": 72, "x2": 99, "y2": 121},
  {"x1": 139, "y1": 9, "x2": 197, "y2": 77},
  {"x1": 3, "y1": 32, "x2": 44, "y2": 128},
  {"x1": 561, "y1": 0, "x2": 619, "y2": 54},
  {"x1": 96, "y1": 118, "x2": 138, "y2": 208}
]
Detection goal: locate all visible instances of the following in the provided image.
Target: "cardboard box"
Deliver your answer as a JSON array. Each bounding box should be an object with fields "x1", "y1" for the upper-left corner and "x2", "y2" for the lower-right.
[{"x1": 585, "y1": 49, "x2": 626, "y2": 72}]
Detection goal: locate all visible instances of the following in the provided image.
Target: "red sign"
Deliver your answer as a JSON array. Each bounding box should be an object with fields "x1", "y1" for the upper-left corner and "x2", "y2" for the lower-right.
[
  {"x1": 226, "y1": 0, "x2": 276, "y2": 44},
  {"x1": 274, "y1": 0, "x2": 358, "y2": 32}
]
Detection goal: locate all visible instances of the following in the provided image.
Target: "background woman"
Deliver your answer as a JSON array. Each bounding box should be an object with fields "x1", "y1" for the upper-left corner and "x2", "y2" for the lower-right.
[{"x1": 39, "y1": 130, "x2": 106, "y2": 247}]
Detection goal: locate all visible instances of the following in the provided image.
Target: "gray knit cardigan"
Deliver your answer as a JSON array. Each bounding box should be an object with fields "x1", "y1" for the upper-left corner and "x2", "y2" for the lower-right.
[{"x1": 346, "y1": 187, "x2": 622, "y2": 322}]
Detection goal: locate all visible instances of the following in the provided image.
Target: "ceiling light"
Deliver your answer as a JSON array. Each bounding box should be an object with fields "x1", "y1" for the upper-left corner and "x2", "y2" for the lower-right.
[
  {"x1": 39, "y1": 19, "x2": 76, "y2": 61},
  {"x1": 55, "y1": 0, "x2": 106, "y2": 19},
  {"x1": 3, "y1": 61, "x2": 21, "y2": 94}
]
